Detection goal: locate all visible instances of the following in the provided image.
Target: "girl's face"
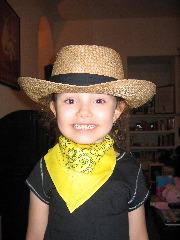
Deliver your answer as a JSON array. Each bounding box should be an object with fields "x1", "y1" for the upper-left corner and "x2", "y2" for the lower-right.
[{"x1": 50, "y1": 93, "x2": 124, "y2": 144}]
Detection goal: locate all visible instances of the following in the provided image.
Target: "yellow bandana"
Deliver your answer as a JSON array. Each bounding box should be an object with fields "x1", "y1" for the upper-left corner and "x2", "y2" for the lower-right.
[{"x1": 44, "y1": 135, "x2": 116, "y2": 213}]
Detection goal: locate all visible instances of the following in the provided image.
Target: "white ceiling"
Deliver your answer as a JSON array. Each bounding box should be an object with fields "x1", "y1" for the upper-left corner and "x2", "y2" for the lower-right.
[{"x1": 47, "y1": 0, "x2": 180, "y2": 21}]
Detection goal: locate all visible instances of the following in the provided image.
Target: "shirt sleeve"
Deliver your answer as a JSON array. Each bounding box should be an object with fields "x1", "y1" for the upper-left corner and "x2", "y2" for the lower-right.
[
  {"x1": 128, "y1": 164, "x2": 149, "y2": 211},
  {"x1": 26, "y1": 158, "x2": 50, "y2": 204}
]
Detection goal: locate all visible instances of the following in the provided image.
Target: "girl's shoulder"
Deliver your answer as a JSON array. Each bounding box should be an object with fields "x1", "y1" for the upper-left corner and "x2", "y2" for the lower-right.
[
  {"x1": 115, "y1": 152, "x2": 142, "y2": 179},
  {"x1": 114, "y1": 153, "x2": 147, "y2": 203},
  {"x1": 116, "y1": 152, "x2": 140, "y2": 167}
]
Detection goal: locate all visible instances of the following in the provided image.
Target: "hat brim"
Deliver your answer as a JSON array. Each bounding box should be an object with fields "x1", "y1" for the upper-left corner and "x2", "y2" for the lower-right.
[{"x1": 18, "y1": 77, "x2": 156, "y2": 108}]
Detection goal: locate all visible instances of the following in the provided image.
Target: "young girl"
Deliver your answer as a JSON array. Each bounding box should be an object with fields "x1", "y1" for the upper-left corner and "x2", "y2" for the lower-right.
[{"x1": 18, "y1": 45, "x2": 156, "y2": 240}]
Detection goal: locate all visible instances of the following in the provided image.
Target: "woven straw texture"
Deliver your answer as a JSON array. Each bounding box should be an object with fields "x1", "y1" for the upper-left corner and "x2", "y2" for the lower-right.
[
  {"x1": 18, "y1": 45, "x2": 156, "y2": 108},
  {"x1": 52, "y1": 45, "x2": 124, "y2": 80}
]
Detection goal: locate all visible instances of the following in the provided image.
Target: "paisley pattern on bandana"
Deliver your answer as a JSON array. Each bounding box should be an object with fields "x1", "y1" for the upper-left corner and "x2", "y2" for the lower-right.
[{"x1": 58, "y1": 135, "x2": 114, "y2": 173}]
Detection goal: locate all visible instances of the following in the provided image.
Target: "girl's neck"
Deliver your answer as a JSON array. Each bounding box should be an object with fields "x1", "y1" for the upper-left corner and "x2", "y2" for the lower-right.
[{"x1": 115, "y1": 152, "x2": 120, "y2": 157}]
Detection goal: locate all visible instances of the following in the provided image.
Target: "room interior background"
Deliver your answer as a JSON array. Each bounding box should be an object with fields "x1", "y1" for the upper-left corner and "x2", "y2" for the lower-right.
[
  {"x1": 0, "y1": 0, "x2": 179, "y2": 143},
  {"x1": 0, "y1": 1, "x2": 180, "y2": 239}
]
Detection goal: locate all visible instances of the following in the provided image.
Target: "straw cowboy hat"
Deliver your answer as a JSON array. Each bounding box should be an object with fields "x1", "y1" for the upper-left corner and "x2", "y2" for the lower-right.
[{"x1": 18, "y1": 45, "x2": 156, "y2": 108}]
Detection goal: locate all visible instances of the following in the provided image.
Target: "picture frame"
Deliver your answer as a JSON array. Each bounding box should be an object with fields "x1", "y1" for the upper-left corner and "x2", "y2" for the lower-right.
[
  {"x1": 155, "y1": 86, "x2": 174, "y2": 113},
  {"x1": 0, "y1": 0, "x2": 20, "y2": 89},
  {"x1": 148, "y1": 162, "x2": 164, "y2": 182}
]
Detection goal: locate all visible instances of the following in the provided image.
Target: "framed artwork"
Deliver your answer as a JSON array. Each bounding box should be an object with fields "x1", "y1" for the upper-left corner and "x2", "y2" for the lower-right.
[
  {"x1": 0, "y1": 0, "x2": 20, "y2": 89},
  {"x1": 155, "y1": 86, "x2": 174, "y2": 113}
]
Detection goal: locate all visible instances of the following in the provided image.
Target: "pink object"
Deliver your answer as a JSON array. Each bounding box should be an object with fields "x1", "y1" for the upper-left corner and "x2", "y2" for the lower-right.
[{"x1": 153, "y1": 177, "x2": 180, "y2": 209}]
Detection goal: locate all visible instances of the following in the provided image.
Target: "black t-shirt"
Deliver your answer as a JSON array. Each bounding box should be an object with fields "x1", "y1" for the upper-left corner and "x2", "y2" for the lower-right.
[{"x1": 26, "y1": 152, "x2": 149, "y2": 240}]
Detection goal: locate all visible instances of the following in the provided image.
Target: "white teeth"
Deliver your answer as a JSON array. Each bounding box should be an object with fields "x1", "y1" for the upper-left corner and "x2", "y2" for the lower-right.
[{"x1": 74, "y1": 124, "x2": 97, "y2": 130}]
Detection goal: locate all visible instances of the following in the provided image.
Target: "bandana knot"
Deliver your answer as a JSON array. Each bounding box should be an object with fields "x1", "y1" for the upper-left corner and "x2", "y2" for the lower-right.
[{"x1": 58, "y1": 135, "x2": 114, "y2": 174}]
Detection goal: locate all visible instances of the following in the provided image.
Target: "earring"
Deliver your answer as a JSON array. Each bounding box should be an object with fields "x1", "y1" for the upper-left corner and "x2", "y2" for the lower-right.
[
  {"x1": 113, "y1": 121, "x2": 118, "y2": 134},
  {"x1": 115, "y1": 129, "x2": 119, "y2": 134}
]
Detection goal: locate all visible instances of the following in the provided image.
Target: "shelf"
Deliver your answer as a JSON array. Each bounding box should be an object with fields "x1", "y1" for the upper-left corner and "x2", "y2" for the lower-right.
[
  {"x1": 130, "y1": 146, "x2": 175, "y2": 150},
  {"x1": 129, "y1": 130, "x2": 175, "y2": 134}
]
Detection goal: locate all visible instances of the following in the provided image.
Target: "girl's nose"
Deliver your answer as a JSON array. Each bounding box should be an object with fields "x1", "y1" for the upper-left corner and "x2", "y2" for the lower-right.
[{"x1": 76, "y1": 104, "x2": 92, "y2": 118}]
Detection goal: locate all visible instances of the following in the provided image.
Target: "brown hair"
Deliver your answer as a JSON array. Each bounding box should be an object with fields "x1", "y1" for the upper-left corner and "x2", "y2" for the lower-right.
[
  {"x1": 109, "y1": 97, "x2": 131, "y2": 153},
  {"x1": 38, "y1": 94, "x2": 131, "y2": 153}
]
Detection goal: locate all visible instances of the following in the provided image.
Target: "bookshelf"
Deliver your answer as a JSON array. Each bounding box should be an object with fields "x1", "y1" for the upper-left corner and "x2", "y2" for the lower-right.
[
  {"x1": 127, "y1": 55, "x2": 179, "y2": 175},
  {"x1": 128, "y1": 113, "x2": 176, "y2": 175},
  {"x1": 129, "y1": 114, "x2": 175, "y2": 150}
]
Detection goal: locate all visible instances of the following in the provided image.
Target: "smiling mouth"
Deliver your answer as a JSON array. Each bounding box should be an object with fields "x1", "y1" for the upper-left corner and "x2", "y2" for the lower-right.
[{"x1": 73, "y1": 124, "x2": 97, "y2": 130}]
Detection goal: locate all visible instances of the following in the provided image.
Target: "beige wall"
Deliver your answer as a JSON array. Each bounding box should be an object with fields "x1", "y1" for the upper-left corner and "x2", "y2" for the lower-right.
[
  {"x1": 0, "y1": 0, "x2": 54, "y2": 118},
  {"x1": 55, "y1": 18, "x2": 179, "y2": 57},
  {"x1": 54, "y1": 17, "x2": 179, "y2": 74},
  {"x1": 0, "y1": 0, "x2": 179, "y2": 118}
]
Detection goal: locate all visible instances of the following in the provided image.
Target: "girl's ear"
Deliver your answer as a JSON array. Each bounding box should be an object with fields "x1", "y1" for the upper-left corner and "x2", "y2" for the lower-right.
[
  {"x1": 50, "y1": 101, "x2": 56, "y2": 117},
  {"x1": 113, "y1": 102, "x2": 125, "y2": 123}
]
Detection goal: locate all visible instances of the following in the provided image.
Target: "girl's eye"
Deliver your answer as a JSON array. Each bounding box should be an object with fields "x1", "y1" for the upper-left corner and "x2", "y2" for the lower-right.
[
  {"x1": 95, "y1": 99, "x2": 105, "y2": 104},
  {"x1": 65, "y1": 99, "x2": 76, "y2": 104}
]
